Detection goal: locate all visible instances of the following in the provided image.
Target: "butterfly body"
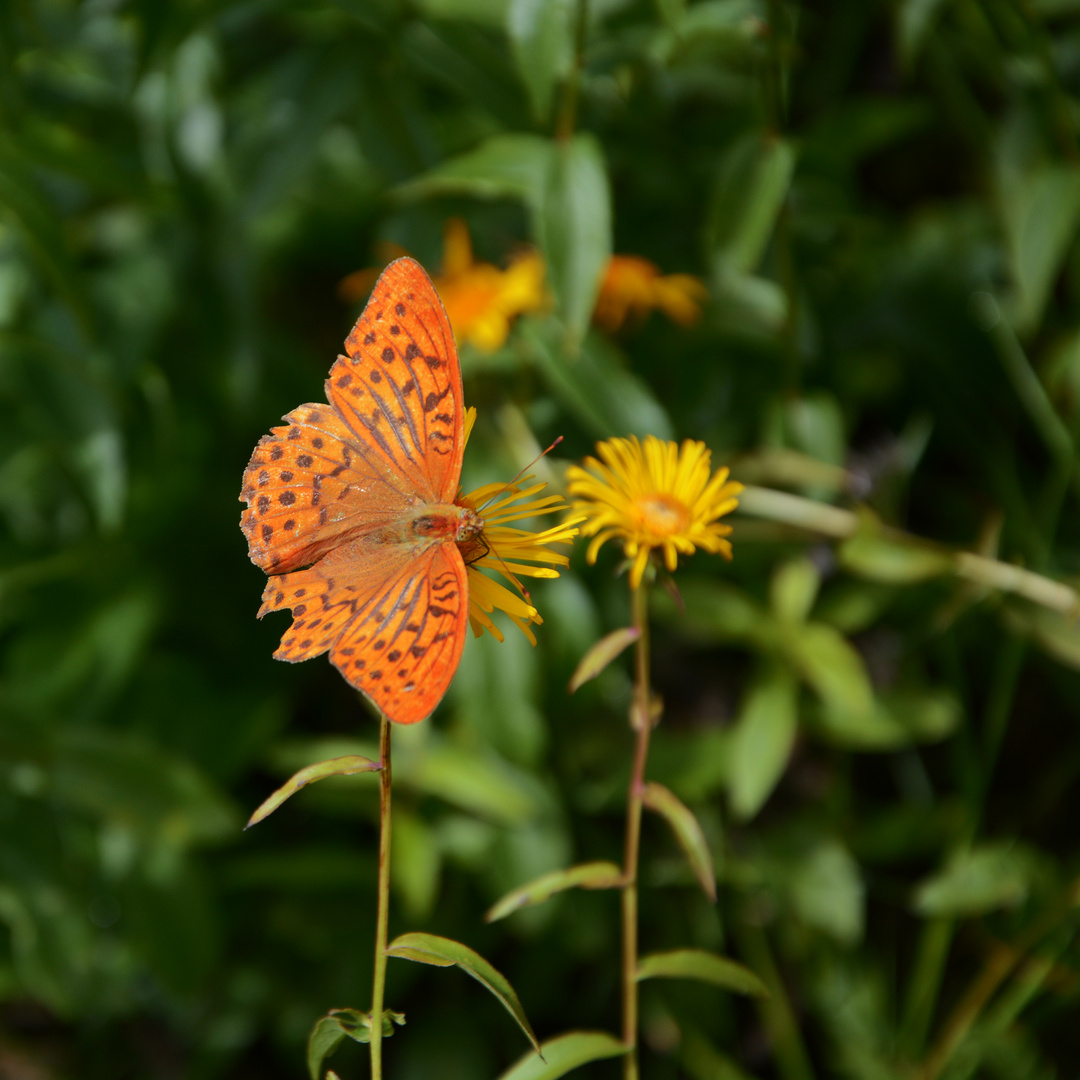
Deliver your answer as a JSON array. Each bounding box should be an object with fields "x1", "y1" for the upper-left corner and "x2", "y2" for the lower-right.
[{"x1": 240, "y1": 258, "x2": 479, "y2": 725}]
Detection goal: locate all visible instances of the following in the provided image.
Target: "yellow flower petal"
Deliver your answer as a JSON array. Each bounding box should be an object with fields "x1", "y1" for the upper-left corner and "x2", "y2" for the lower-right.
[
  {"x1": 458, "y1": 475, "x2": 578, "y2": 643},
  {"x1": 567, "y1": 435, "x2": 742, "y2": 588}
]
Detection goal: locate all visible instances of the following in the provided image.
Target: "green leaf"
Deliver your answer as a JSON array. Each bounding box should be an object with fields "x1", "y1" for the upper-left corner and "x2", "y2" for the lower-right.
[
  {"x1": 386, "y1": 932, "x2": 541, "y2": 1054},
  {"x1": 898, "y1": 0, "x2": 949, "y2": 64},
  {"x1": 396, "y1": 133, "x2": 553, "y2": 211},
  {"x1": 839, "y1": 524, "x2": 954, "y2": 584},
  {"x1": 784, "y1": 392, "x2": 847, "y2": 471},
  {"x1": 524, "y1": 319, "x2": 674, "y2": 439},
  {"x1": 269, "y1": 735, "x2": 544, "y2": 824},
  {"x1": 568, "y1": 627, "x2": 639, "y2": 693},
  {"x1": 246, "y1": 756, "x2": 380, "y2": 829},
  {"x1": 53, "y1": 729, "x2": 237, "y2": 848},
  {"x1": 641, "y1": 782, "x2": 716, "y2": 901},
  {"x1": 789, "y1": 839, "x2": 864, "y2": 944},
  {"x1": 784, "y1": 622, "x2": 875, "y2": 722},
  {"x1": 415, "y1": 0, "x2": 510, "y2": 24},
  {"x1": 409, "y1": 741, "x2": 542, "y2": 824},
  {"x1": 659, "y1": 577, "x2": 772, "y2": 646},
  {"x1": 307, "y1": 1008, "x2": 405, "y2": 1079},
  {"x1": 815, "y1": 688, "x2": 959, "y2": 750},
  {"x1": 999, "y1": 160, "x2": 1080, "y2": 333},
  {"x1": 538, "y1": 134, "x2": 612, "y2": 349},
  {"x1": 728, "y1": 667, "x2": 798, "y2": 821},
  {"x1": 497, "y1": 1031, "x2": 627, "y2": 1080},
  {"x1": 914, "y1": 844, "x2": 1033, "y2": 917},
  {"x1": 707, "y1": 131, "x2": 796, "y2": 276},
  {"x1": 1008, "y1": 606, "x2": 1080, "y2": 671},
  {"x1": 769, "y1": 558, "x2": 820, "y2": 624},
  {"x1": 710, "y1": 270, "x2": 788, "y2": 336},
  {"x1": 508, "y1": 0, "x2": 574, "y2": 123},
  {"x1": 392, "y1": 810, "x2": 442, "y2": 920},
  {"x1": 637, "y1": 949, "x2": 769, "y2": 998},
  {"x1": 486, "y1": 861, "x2": 623, "y2": 922}
]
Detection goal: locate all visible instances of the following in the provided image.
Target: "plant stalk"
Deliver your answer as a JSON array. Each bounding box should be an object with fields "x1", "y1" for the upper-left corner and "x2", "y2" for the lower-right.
[
  {"x1": 369, "y1": 713, "x2": 393, "y2": 1080},
  {"x1": 554, "y1": 0, "x2": 589, "y2": 140},
  {"x1": 621, "y1": 582, "x2": 653, "y2": 1080}
]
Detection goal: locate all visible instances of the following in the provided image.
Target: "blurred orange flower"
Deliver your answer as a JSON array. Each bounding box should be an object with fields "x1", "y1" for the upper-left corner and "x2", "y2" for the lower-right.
[
  {"x1": 593, "y1": 255, "x2": 708, "y2": 333},
  {"x1": 433, "y1": 219, "x2": 547, "y2": 352},
  {"x1": 338, "y1": 225, "x2": 546, "y2": 353}
]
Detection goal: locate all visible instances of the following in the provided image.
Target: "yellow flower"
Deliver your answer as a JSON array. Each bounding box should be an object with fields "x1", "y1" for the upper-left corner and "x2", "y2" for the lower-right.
[
  {"x1": 566, "y1": 435, "x2": 743, "y2": 589},
  {"x1": 434, "y1": 219, "x2": 547, "y2": 352},
  {"x1": 458, "y1": 408, "x2": 582, "y2": 643},
  {"x1": 593, "y1": 255, "x2": 708, "y2": 333}
]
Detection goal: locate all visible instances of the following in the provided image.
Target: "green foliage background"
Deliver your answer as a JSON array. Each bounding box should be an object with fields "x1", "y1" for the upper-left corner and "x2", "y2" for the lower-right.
[{"x1": 5, "y1": 1, "x2": 1080, "y2": 1077}]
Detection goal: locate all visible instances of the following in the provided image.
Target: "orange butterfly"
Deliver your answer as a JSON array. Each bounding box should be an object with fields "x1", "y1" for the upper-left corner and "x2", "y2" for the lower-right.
[{"x1": 239, "y1": 258, "x2": 485, "y2": 725}]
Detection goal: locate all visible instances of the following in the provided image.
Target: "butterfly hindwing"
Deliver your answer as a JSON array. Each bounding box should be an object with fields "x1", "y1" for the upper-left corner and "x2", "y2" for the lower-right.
[
  {"x1": 260, "y1": 534, "x2": 468, "y2": 725},
  {"x1": 330, "y1": 540, "x2": 468, "y2": 725},
  {"x1": 328, "y1": 257, "x2": 464, "y2": 507}
]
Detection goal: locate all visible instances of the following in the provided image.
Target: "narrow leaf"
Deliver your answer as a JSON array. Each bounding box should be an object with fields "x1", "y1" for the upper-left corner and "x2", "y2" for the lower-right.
[
  {"x1": 769, "y1": 558, "x2": 820, "y2": 624},
  {"x1": 525, "y1": 319, "x2": 673, "y2": 438},
  {"x1": 247, "y1": 755, "x2": 380, "y2": 829},
  {"x1": 789, "y1": 839, "x2": 865, "y2": 944},
  {"x1": 641, "y1": 782, "x2": 716, "y2": 901},
  {"x1": 386, "y1": 932, "x2": 541, "y2": 1054},
  {"x1": 539, "y1": 134, "x2": 612, "y2": 348},
  {"x1": 508, "y1": 0, "x2": 574, "y2": 123},
  {"x1": 999, "y1": 161, "x2": 1080, "y2": 333},
  {"x1": 707, "y1": 132, "x2": 796, "y2": 275},
  {"x1": 486, "y1": 861, "x2": 623, "y2": 922},
  {"x1": 728, "y1": 666, "x2": 798, "y2": 820},
  {"x1": 785, "y1": 622, "x2": 875, "y2": 721},
  {"x1": 637, "y1": 949, "x2": 769, "y2": 998},
  {"x1": 913, "y1": 843, "x2": 1034, "y2": 917},
  {"x1": 568, "y1": 627, "x2": 639, "y2": 693},
  {"x1": 840, "y1": 525, "x2": 953, "y2": 584},
  {"x1": 497, "y1": 1031, "x2": 627, "y2": 1080},
  {"x1": 307, "y1": 1008, "x2": 405, "y2": 1079},
  {"x1": 396, "y1": 133, "x2": 553, "y2": 212}
]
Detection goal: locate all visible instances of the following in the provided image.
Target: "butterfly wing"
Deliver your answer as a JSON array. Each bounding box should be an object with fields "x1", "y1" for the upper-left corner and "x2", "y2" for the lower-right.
[
  {"x1": 240, "y1": 258, "x2": 464, "y2": 574},
  {"x1": 259, "y1": 534, "x2": 469, "y2": 725},
  {"x1": 327, "y1": 257, "x2": 464, "y2": 506},
  {"x1": 240, "y1": 401, "x2": 415, "y2": 574}
]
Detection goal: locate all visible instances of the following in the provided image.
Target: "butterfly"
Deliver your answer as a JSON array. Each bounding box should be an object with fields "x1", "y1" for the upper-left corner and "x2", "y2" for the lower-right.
[{"x1": 239, "y1": 257, "x2": 485, "y2": 725}]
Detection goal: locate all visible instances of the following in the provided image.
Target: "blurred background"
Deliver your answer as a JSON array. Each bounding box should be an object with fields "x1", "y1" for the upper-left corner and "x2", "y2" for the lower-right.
[{"x1": 6, "y1": 1, "x2": 1080, "y2": 1078}]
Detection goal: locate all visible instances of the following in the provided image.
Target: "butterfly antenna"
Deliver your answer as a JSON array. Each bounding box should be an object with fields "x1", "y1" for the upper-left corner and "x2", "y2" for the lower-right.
[{"x1": 475, "y1": 436, "x2": 564, "y2": 514}]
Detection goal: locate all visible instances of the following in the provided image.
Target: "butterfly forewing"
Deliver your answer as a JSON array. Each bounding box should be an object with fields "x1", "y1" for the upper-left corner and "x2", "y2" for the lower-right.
[
  {"x1": 260, "y1": 536, "x2": 469, "y2": 725},
  {"x1": 328, "y1": 258, "x2": 463, "y2": 505}
]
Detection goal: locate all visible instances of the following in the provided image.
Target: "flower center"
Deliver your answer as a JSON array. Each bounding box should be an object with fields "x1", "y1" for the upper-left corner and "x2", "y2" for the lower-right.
[{"x1": 631, "y1": 493, "x2": 690, "y2": 539}]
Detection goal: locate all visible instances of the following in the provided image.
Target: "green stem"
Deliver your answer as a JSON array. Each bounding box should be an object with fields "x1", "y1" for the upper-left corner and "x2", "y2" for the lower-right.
[
  {"x1": 735, "y1": 485, "x2": 1080, "y2": 616},
  {"x1": 370, "y1": 714, "x2": 393, "y2": 1080},
  {"x1": 621, "y1": 582, "x2": 652, "y2": 1080},
  {"x1": 734, "y1": 919, "x2": 815, "y2": 1080},
  {"x1": 554, "y1": 0, "x2": 589, "y2": 140},
  {"x1": 900, "y1": 917, "x2": 956, "y2": 1059}
]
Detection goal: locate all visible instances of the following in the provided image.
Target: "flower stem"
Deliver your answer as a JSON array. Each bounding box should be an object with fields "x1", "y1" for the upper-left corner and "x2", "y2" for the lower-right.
[
  {"x1": 369, "y1": 713, "x2": 393, "y2": 1080},
  {"x1": 621, "y1": 582, "x2": 652, "y2": 1080}
]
